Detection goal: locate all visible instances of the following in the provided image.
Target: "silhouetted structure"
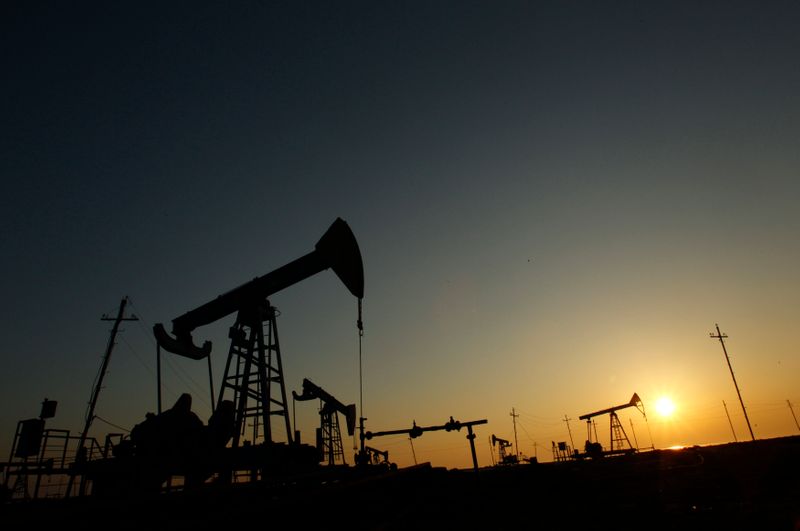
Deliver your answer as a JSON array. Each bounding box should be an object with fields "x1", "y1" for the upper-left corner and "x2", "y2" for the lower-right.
[
  {"x1": 578, "y1": 393, "x2": 644, "y2": 458},
  {"x1": 365, "y1": 417, "x2": 488, "y2": 471},
  {"x1": 293, "y1": 378, "x2": 357, "y2": 465},
  {"x1": 68, "y1": 297, "x2": 138, "y2": 496},
  {"x1": 710, "y1": 324, "x2": 756, "y2": 441},
  {"x1": 491, "y1": 434, "x2": 518, "y2": 465},
  {"x1": 551, "y1": 440, "x2": 573, "y2": 462},
  {"x1": 142, "y1": 218, "x2": 363, "y2": 487}
]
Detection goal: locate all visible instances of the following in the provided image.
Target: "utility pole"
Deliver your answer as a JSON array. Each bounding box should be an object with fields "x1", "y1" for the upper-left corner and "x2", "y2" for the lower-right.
[
  {"x1": 563, "y1": 415, "x2": 575, "y2": 451},
  {"x1": 510, "y1": 408, "x2": 520, "y2": 458},
  {"x1": 68, "y1": 297, "x2": 138, "y2": 496},
  {"x1": 629, "y1": 419, "x2": 640, "y2": 450},
  {"x1": 710, "y1": 324, "x2": 755, "y2": 440},
  {"x1": 722, "y1": 400, "x2": 737, "y2": 442},
  {"x1": 788, "y1": 400, "x2": 800, "y2": 433}
]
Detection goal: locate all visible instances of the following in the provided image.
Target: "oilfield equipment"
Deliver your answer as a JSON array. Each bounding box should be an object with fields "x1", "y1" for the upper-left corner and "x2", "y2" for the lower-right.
[
  {"x1": 55, "y1": 218, "x2": 366, "y2": 496},
  {"x1": 551, "y1": 441, "x2": 574, "y2": 462},
  {"x1": 491, "y1": 434, "x2": 518, "y2": 465},
  {"x1": 292, "y1": 378, "x2": 356, "y2": 465},
  {"x1": 578, "y1": 393, "x2": 645, "y2": 458},
  {"x1": 361, "y1": 446, "x2": 395, "y2": 470},
  {"x1": 153, "y1": 218, "x2": 363, "y2": 446},
  {"x1": 7, "y1": 297, "x2": 139, "y2": 499},
  {"x1": 365, "y1": 417, "x2": 488, "y2": 471},
  {"x1": 5, "y1": 399, "x2": 67, "y2": 499}
]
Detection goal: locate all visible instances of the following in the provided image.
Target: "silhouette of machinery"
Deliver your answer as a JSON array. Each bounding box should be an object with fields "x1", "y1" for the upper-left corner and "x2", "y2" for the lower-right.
[
  {"x1": 366, "y1": 417, "x2": 488, "y2": 471},
  {"x1": 361, "y1": 446, "x2": 394, "y2": 469},
  {"x1": 153, "y1": 217, "x2": 363, "y2": 451},
  {"x1": 491, "y1": 434, "x2": 518, "y2": 465},
  {"x1": 579, "y1": 393, "x2": 644, "y2": 458},
  {"x1": 292, "y1": 378, "x2": 356, "y2": 465},
  {"x1": 85, "y1": 219, "x2": 364, "y2": 495}
]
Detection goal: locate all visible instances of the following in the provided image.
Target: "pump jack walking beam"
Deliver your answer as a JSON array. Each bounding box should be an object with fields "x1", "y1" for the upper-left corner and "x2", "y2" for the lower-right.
[{"x1": 154, "y1": 218, "x2": 364, "y2": 360}]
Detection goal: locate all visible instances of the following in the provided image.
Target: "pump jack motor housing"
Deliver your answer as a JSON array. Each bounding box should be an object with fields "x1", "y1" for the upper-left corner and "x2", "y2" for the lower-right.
[{"x1": 154, "y1": 217, "x2": 364, "y2": 359}]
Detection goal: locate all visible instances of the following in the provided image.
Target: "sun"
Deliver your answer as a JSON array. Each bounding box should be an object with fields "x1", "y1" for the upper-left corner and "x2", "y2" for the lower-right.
[{"x1": 654, "y1": 396, "x2": 676, "y2": 417}]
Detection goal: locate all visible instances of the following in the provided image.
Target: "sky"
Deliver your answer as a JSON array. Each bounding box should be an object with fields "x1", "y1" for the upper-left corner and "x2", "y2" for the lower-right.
[{"x1": 2, "y1": 1, "x2": 799, "y2": 470}]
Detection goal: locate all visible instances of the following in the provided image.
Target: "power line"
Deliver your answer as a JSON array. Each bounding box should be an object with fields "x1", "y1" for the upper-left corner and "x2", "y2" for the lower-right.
[
  {"x1": 129, "y1": 301, "x2": 212, "y2": 410},
  {"x1": 94, "y1": 415, "x2": 130, "y2": 433}
]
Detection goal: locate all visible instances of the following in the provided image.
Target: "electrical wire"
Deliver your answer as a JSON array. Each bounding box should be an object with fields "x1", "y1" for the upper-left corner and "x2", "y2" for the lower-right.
[
  {"x1": 129, "y1": 300, "x2": 212, "y2": 410},
  {"x1": 93, "y1": 415, "x2": 130, "y2": 433}
]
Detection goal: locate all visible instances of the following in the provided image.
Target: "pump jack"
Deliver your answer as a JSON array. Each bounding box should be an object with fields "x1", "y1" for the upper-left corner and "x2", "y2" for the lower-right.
[
  {"x1": 292, "y1": 378, "x2": 356, "y2": 465},
  {"x1": 154, "y1": 218, "x2": 363, "y2": 449},
  {"x1": 86, "y1": 219, "x2": 364, "y2": 495},
  {"x1": 362, "y1": 446, "x2": 394, "y2": 469},
  {"x1": 578, "y1": 393, "x2": 644, "y2": 458},
  {"x1": 491, "y1": 434, "x2": 518, "y2": 465}
]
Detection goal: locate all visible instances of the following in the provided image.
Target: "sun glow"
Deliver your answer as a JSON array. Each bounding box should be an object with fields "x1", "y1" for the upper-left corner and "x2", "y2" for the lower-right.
[{"x1": 655, "y1": 396, "x2": 676, "y2": 417}]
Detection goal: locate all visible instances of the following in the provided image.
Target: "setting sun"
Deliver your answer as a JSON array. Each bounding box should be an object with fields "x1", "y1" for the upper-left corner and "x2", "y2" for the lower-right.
[{"x1": 655, "y1": 396, "x2": 677, "y2": 417}]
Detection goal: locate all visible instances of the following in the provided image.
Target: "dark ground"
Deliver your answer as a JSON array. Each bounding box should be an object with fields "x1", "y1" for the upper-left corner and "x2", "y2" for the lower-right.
[{"x1": 2, "y1": 436, "x2": 799, "y2": 530}]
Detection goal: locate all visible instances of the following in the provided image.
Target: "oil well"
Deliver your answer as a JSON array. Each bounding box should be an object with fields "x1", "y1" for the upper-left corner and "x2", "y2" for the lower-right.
[
  {"x1": 577, "y1": 393, "x2": 646, "y2": 459},
  {"x1": 292, "y1": 378, "x2": 356, "y2": 466},
  {"x1": 2, "y1": 217, "x2": 490, "y2": 500},
  {"x1": 3, "y1": 219, "x2": 799, "y2": 529},
  {"x1": 3, "y1": 218, "x2": 372, "y2": 498}
]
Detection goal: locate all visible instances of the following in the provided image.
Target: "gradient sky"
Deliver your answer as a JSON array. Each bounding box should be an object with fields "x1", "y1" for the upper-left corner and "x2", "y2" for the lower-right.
[{"x1": 2, "y1": 1, "x2": 799, "y2": 470}]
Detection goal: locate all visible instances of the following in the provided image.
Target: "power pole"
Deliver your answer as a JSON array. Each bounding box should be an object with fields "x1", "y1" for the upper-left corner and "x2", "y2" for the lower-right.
[
  {"x1": 710, "y1": 324, "x2": 755, "y2": 440},
  {"x1": 629, "y1": 419, "x2": 640, "y2": 450},
  {"x1": 510, "y1": 408, "x2": 520, "y2": 458},
  {"x1": 722, "y1": 400, "x2": 737, "y2": 442},
  {"x1": 788, "y1": 400, "x2": 800, "y2": 433},
  {"x1": 563, "y1": 415, "x2": 575, "y2": 451},
  {"x1": 68, "y1": 297, "x2": 138, "y2": 496}
]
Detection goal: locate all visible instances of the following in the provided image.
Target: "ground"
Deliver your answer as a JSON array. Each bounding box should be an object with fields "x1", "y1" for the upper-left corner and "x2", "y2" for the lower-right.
[{"x1": 2, "y1": 436, "x2": 798, "y2": 530}]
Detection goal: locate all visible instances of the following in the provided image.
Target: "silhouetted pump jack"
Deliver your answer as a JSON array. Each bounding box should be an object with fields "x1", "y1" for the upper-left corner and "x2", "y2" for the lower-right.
[
  {"x1": 578, "y1": 393, "x2": 644, "y2": 458},
  {"x1": 491, "y1": 434, "x2": 518, "y2": 465},
  {"x1": 292, "y1": 378, "x2": 356, "y2": 465},
  {"x1": 153, "y1": 218, "x2": 364, "y2": 449}
]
